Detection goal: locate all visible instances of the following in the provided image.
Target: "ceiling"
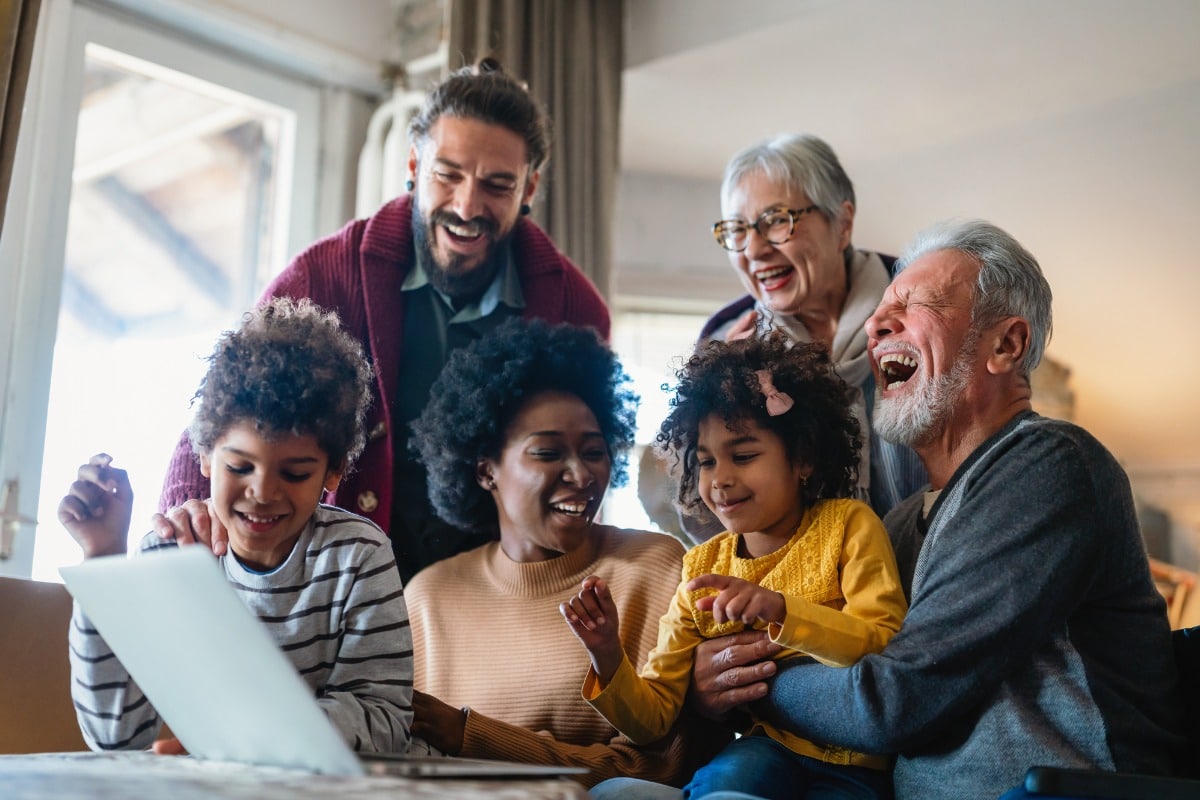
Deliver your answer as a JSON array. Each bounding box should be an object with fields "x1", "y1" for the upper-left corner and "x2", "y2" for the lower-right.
[{"x1": 619, "y1": 0, "x2": 1200, "y2": 537}]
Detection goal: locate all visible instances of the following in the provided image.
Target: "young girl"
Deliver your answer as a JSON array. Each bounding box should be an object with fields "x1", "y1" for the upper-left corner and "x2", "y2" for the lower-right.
[{"x1": 562, "y1": 332, "x2": 907, "y2": 800}]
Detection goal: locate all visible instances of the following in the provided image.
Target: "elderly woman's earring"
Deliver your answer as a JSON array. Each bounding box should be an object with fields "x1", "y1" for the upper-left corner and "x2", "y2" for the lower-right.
[
  {"x1": 405, "y1": 179, "x2": 415, "y2": 192},
  {"x1": 520, "y1": 203, "x2": 531, "y2": 216}
]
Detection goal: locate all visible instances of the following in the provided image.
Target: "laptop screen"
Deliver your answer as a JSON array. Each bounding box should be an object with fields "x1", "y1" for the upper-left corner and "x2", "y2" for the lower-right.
[{"x1": 61, "y1": 547, "x2": 363, "y2": 775}]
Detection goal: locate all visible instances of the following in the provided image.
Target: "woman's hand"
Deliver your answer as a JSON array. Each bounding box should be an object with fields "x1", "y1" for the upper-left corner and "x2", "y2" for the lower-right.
[{"x1": 411, "y1": 690, "x2": 466, "y2": 755}]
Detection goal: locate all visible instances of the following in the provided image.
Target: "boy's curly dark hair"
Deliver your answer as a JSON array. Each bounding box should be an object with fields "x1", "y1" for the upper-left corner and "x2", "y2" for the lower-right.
[
  {"x1": 188, "y1": 297, "x2": 374, "y2": 473},
  {"x1": 411, "y1": 318, "x2": 638, "y2": 535},
  {"x1": 656, "y1": 332, "x2": 861, "y2": 517}
]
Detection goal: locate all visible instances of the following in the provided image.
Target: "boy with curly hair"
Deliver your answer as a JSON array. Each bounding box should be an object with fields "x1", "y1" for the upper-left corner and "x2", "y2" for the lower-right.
[{"x1": 60, "y1": 298, "x2": 413, "y2": 755}]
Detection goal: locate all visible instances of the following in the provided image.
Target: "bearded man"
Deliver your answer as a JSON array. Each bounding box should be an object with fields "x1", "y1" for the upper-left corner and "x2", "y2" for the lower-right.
[
  {"x1": 154, "y1": 59, "x2": 608, "y2": 582},
  {"x1": 682, "y1": 219, "x2": 1185, "y2": 800}
]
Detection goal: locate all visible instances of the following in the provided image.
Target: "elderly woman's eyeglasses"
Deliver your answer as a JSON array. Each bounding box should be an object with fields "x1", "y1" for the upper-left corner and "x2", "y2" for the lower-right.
[{"x1": 712, "y1": 206, "x2": 821, "y2": 252}]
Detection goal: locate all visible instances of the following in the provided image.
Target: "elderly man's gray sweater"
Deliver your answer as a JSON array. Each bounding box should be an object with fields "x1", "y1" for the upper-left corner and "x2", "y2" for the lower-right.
[{"x1": 766, "y1": 411, "x2": 1184, "y2": 800}]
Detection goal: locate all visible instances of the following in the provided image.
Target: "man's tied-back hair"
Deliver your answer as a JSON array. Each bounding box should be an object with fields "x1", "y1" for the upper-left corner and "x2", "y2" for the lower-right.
[
  {"x1": 657, "y1": 332, "x2": 862, "y2": 518},
  {"x1": 188, "y1": 297, "x2": 374, "y2": 473},
  {"x1": 411, "y1": 318, "x2": 638, "y2": 535},
  {"x1": 408, "y1": 56, "x2": 551, "y2": 173}
]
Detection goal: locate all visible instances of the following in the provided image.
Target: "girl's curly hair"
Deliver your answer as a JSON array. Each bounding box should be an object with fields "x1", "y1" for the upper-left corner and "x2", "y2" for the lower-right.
[
  {"x1": 656, "y1": 332, "x2": 861, "y2": 518},
  {"x1": 411, "y1": 318, "x2": 638, "y2": 535},
  {"x1": 188, "y1": 297, "x2": 374, "y2": 473}
]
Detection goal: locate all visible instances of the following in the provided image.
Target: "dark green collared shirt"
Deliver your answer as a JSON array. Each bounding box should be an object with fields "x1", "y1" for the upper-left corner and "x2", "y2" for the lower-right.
[{"x1": 391, "y1": 243, "x2": 524, "y2": 578}]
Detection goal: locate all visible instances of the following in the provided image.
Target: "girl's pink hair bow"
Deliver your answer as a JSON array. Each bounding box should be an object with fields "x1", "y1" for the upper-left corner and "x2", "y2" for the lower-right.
[{"x1": 755, "y1": 370, "x2": 794, "y2": 416}]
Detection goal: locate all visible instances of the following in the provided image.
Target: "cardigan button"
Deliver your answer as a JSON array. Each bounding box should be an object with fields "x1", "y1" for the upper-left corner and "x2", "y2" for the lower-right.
[{"x1": 357, "y1": 491, "x2": 379, "y2": 514}]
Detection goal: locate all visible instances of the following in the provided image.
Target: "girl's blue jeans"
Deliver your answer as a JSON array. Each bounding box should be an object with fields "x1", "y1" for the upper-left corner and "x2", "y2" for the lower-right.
[{"x1": 589, "y1": 733, "x2": 893, "y2": 800}]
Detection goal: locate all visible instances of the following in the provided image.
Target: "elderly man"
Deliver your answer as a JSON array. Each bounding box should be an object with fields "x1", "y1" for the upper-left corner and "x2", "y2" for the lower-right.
[
  {"x1": 668, "y1": 219, "x2": 1184, "y2": 800},
  {"x1": 153, "y1": 58, "x2": 609, "y2": 582}
]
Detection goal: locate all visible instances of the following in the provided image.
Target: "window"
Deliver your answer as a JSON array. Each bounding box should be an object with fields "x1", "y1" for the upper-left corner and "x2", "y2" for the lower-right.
[
  {"x1": 604, "y1": 310, "x2": 708, "y2": 542},
  {"x1": 0, "y1": 4, "x2": 320, "y2": 579}
]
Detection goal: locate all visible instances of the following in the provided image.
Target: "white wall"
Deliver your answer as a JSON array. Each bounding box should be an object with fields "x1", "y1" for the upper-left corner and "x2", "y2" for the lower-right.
[
  {"x1": 624, "y1": 0, "x2": 811, "y2": 69},
  {"x1": 203, "y1": 0, "x2": 403, "y2": 65},
  {"x1": 95, "y1": 0, "x2": 405, "y2": 93},
  {"x1": 612, "y1": 171, "x2": 739, "y2": 310}
]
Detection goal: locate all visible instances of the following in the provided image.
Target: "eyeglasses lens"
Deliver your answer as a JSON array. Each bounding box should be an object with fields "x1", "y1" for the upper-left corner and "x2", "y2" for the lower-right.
[
  {"x1": 715, "y1": 222, "x2": 745, "y2": 251},
  {"x1": 714, "y1": 208, "x2": 804, "y2": 251},
  {"x1": 761, "y1": 210, "x2": 793, "y2": 245}
]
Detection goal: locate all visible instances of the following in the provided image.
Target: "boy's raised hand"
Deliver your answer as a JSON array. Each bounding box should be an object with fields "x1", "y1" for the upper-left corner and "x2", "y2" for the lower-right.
[
  {"x1": 560, "y1": 575, "x2": 624, "y2": 683},
  {"x1": 57, "y1": 453, "x2": 133, "y2": 559},
  {"x1": 687, "y1": 574, "x2": 785, "y2": 627}
]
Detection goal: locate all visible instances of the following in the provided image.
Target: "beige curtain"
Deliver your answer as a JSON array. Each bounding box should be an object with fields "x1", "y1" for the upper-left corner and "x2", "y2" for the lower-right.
[
  {"x1": 1, "y1": 0, "x2": 41, "y2": 238},
  {"x1": 449, "y1": 0, "x2": 623, "y2": 300}
]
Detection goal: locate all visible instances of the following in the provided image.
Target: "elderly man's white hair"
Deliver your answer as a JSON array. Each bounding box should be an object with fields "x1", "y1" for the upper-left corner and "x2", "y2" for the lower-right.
[{"x1": 895, "y1": 219, "x2": 1053, "y2": 377}]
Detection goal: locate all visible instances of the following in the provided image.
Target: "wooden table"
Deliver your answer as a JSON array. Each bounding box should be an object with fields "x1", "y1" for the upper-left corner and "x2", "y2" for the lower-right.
[{"x1": 0, "y1": 752, "x2": 589, "y2": 799}]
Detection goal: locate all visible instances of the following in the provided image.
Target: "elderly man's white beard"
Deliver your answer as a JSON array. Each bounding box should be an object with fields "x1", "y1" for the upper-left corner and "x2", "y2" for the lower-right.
[{"x1": 873, "y1": 333, "x2": 978, "y2": 448}]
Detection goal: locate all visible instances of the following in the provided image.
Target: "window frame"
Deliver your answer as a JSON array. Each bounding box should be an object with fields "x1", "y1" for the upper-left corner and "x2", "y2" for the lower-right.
[{"x1": 0, "y1": 0, "x2": 324, "y2": 577}]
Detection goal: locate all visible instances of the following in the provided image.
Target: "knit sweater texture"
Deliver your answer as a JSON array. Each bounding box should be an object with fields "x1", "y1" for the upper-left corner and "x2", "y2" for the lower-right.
[
  {"x1": 586, "y1": 499, "x2": 905, "y2": 769},
  {"x1": 405, "y1": 526, "x2": 731, "y2": 788},
  {"x1": 767, "y1": 412, "x2": 1186, "y2": 800},
  {"x1": 157, "y1": 195, "x2": 610, "y2": 579},
  {"x1": 69, "y1": 504, "x2": 413, "y2": 753}
]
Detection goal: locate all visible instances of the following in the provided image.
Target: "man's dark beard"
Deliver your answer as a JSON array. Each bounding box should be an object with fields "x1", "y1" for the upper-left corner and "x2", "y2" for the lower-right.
[{"x1": 412, "y1": 203, "x2": 508, "y2": 301}]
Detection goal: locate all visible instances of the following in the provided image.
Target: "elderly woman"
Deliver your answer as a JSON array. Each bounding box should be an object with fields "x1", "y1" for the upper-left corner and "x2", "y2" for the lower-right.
[
  {"x1": 406, "y1": 318, "x2": 728, "y2": 789},
  {"x1": 673, "y1": 134, "x2": 931, "y2": 757},
  {"x1": 703, "y1": 133, "x2": 924, "y2": 519}
]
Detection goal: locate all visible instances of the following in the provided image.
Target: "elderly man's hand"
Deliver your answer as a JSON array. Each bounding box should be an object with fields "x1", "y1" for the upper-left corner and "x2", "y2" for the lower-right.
[
  {"x1": 688, "y1": 630, "x2": 782, "y2": 722},
  {"x1": 150, "y1": 498, "x2": 228, "y2": 556}
]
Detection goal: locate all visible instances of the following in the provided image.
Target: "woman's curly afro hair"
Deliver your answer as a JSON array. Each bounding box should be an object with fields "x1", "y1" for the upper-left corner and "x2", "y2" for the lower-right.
[
  {"x1": 188, "y1": 297, "x2": 374, "y2": 473},
  {"x1": 656, "y1": 332, "x2": 861, "y2": 518},
  {"x1": 411, "y1": 318, "x2": 638, "y2": 535}
]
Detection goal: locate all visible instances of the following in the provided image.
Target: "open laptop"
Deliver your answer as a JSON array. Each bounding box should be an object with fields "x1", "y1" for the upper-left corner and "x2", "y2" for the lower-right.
[{"x1": 60, "y1": 546, "x2": 585, "y2": 780}]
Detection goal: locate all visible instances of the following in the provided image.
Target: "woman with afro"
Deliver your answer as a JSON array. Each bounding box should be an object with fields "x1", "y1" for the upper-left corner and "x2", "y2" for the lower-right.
[{"x1": 406, "y1": 318, "x2": 729, "y2": 788}]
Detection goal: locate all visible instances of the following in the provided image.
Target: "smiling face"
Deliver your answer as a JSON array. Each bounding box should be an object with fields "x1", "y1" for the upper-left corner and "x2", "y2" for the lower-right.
[
  {"x1": 479, "y1": 390, "x2": 611, "y2": 563},
  {"x1": 200, "y1": 421, "x2": 341, "y2": 571},
  {"x1": 696, "y1": 414, "x2": 809, "y2": 551},
  {"x1": 866, "y1": 249, "x2": 984, "y2": 447},
  {"x1": 409, "y1": 115, "x2": 540, "y2": 298},
  {"x1": 722, "y1": 171, "x2": 854, "y2": 317}
]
